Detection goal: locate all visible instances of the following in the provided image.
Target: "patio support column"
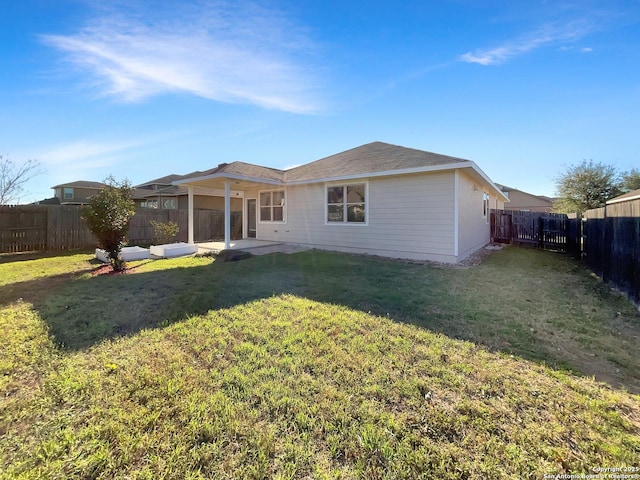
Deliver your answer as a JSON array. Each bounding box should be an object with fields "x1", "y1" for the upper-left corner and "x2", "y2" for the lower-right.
[
  {"x1": 224, "y1": 181, "x2": 231, "y2": 250},
  {"x1": 188, "y1": 185, "x2": 194, "y2": 244}
]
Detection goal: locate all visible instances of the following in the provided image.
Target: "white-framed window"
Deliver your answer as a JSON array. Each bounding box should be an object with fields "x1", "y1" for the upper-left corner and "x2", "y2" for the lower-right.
[
  {"x1": 326, "y1": 183, "x2": 367, "y2": 224},
  {"x1": 63, "y1": 187, "x2": 74, "y2": 199},
  {"x1": 161, "y1": 198, "x2": 177, "y2": 209},
  {"x1": 483, "y1": 192, "x2": 490, "y2": 223},
  {"x1": 259, "y1": 190, "x2": 286, "y2": 222}
]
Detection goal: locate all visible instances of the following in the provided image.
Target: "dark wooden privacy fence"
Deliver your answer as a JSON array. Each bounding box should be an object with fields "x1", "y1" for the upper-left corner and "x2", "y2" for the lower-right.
[
  {"x1": 490, "y1": 210, "x2": 576, "y2": 253},
  {"x1": 0, "y1": 205, "x2": 243, "y2": 253},
  {"x1": 491, "y1": 200, "x2": 640, "y2": 307},
  {"x1": 582, "y1": 201, "x2": 640, "y2": 306}
]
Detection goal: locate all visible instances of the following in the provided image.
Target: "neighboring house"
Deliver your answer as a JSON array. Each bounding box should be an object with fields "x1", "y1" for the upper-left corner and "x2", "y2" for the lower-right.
[
  {"x1": 51, "y1": 181, "x2": 106, "y2": 205},
  {"x1": 606, "y1": 188, "x2": 640, "y2": 215},
  {"x1": 134, "y1": 174, "x2": 244, "y2": 211},
  {"x1": 175, "y1": 142, "x2": 508, "y2": 263},
  {"x1": 495, "y1": 184, "x2": 555, "y2": 212}
]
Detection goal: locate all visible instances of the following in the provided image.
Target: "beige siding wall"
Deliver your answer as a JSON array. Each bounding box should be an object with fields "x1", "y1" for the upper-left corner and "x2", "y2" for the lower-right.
[
  {"x1": 177, "y1": 195, "x2": 242, "y2": 211},
  {"x1": 56, "y1": 187, "x2": 99, "y2": 202},
  {"x1": 456, "y1": 171, "x2": 505, "y2": 260},
  {"x1": 502, "y1": 190, "x2": 553, "y2": 212},
  {"x1": 248, "y1": 172, "x2": 458, "y2": 262}
]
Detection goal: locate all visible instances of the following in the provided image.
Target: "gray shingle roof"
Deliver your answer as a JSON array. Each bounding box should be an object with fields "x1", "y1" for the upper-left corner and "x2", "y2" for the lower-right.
[
  {"x1": 51, "y1": 180, "x2": 106, "y2": 189},
  {"x1": 135, "y1": 174, "x2": 184, "y2": 188},
  {"x1": 283, "y1": 142, "x2": 470, "y2": 182},
  {"x1": 181, "y1": 161, "x2": 285, "y2": 182},
  {"x1": 175, "y1": 142, "x2": 486, "y2": 187}
]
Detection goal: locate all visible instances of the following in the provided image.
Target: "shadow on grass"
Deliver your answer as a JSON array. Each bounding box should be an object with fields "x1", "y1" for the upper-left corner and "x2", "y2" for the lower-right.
[
  {"x1": 0, "y1": 249, "x2": 94, "y2": 264},
  {"x1": 24, "y1": 248, "x2": 640, "y2": 393}
]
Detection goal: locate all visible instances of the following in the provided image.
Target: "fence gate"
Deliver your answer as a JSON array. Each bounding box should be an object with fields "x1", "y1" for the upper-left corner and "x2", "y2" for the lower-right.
[{"x1": 490, "y1": 210, "x2": 512, "y2": 243}]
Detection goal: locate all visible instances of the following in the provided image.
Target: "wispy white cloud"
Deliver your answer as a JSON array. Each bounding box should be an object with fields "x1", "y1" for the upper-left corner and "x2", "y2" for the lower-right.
[
  {"x1": 41, "y1": 1, "x2": 322, "y2": 113},
  {"x1": 459, "y1": 21, "x2": 595, "y2": 66},
  {"x1": 38, "y1": 139, "x2": 143, "y2": 168}
]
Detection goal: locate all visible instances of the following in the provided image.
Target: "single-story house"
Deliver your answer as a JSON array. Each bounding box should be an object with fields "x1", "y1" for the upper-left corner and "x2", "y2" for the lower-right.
[
  {"x1": 495, "y1": 184, "x2": 555, "y2": 212},
  {"x1": 175, "y1": 142, "x2": 508, "y2": 263}
]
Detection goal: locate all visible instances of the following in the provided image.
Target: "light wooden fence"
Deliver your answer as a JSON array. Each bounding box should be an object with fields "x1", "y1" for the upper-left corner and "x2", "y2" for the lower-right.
[{"x1": 0, "y1": 205, "x2": 242, "y2": 253}]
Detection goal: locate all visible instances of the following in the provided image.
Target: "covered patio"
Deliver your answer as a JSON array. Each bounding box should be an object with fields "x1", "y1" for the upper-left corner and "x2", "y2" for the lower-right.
[{"x1": 173, "y1": 163, "x2": 285, "y2": 250}]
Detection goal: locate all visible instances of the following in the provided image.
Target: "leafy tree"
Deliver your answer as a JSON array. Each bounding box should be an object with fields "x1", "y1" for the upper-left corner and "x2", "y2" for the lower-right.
[
  {"x1": 82, "y1": 176, "x2": 135, "y2": 271},
  {"x1": 620, "y1": 168, "x2": 640, "y2": 192},
  {"x1": 553, "y1": 160, "x2": 622, "y2": 213},
  {"x1": 0, "y1": 154, "x2": 42, "y2": 204}
]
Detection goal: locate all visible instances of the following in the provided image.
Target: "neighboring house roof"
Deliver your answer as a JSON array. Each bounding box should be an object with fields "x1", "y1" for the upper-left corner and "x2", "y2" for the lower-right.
[
  {"x1": 51, "y1": 180, "x2": 106, "y2": 189},
  {"x1": 133, "y1": 185, "x2": 186, "y2": 199},
  {"x1": 495, "y1": 183, "x2": 554, "y2": 207},
  {"x1": 35, "y1": 196, "x2": 61, "y2": 205},
  {"x1": 135, "y1": 174, "x2": 185, "y2": 188},
  {"x1": 607, "y1": 188, "x2": 640, "y2": 204},
  {"x1": 175, "y1": 141, "x2": 507, "y2": 200}
]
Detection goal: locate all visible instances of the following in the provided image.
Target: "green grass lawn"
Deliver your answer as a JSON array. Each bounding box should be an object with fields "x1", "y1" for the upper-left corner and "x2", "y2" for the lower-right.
[{"x1": 1, "y1": 247, "x2": 639, "y2": 478}]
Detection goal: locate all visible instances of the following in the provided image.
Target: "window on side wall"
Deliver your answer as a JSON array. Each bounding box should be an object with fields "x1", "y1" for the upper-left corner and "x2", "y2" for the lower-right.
[
  {"x1": 483, "y1": 192, "x2": 490, "y2": 223},
  {"x1": 326, "y1": 183, "x2": 366, "y2": 224},
  {"x1": 259, "y1": 190, "x2": 285, "y2": 222},
  {"x1": 63, "y1": 187, "x2": 73, "y2": 199}
]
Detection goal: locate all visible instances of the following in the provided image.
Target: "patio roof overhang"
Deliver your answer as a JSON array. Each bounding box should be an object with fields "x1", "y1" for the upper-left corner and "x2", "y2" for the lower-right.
[{"x1": 173, "y1": 173, "x2": 283, "y2": 191}]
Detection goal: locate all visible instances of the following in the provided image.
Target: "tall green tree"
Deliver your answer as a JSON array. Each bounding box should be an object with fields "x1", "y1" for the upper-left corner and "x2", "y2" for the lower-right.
[
  {"x1": 82, "y1": 176, "x2": 135, "y2": 271},
  {"x1": 552, "y1": 160, "x2": 622, "y2": 213},
  {"x1": 620, "y1": 168, "x2": 640, "y2": 192}
]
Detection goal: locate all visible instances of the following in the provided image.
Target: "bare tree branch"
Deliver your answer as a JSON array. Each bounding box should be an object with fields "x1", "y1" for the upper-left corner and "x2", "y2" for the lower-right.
[{"x1": 0, "y1": 155, "x2": 43, "y2": 205}]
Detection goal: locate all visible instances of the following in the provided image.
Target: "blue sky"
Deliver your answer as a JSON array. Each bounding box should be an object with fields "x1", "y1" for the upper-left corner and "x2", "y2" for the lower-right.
[{"x1": 2, "y1": 0, "x2": 639, "y2": 202}]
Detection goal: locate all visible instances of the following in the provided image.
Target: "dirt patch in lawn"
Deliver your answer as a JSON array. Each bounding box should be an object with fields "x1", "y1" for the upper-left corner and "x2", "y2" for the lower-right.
[{"x1": 90, "y1": 264, "x2": 133, "y2": 276}]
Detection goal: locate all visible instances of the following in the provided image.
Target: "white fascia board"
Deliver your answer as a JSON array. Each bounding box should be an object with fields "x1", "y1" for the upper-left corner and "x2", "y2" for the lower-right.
[
  {"x1": 172, "y1": 162, "x2": 508, "y2": 202},
  {"x1": 286, "y1": 161, "x2": 509, "y2": 201},
  {"x1": 466, "y1": 162, "x2": 510, "y2": 202},
  {"x1": 173, "y1": 173, "x2": 283, "y2": 186},
  {"x1": 284, "y1": 162, "x2": 471, "y2": 185}
]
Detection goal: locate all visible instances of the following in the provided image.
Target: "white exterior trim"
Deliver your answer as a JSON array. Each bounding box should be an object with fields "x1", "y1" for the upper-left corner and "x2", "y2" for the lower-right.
[
  {"x1": 224, "y1": 181, "x2": 231, "y2": 249},
  {"x1": 454, "y1": 170, "x2": 459, "y2": 257},
  {"x1": 187, "y1": 185, "x2": 194, "y2": 244},
  {"x1": 257, "y1": 188, "x2": 287, "y2": 224},
  {"x1": 174, "y1": 162, "x2": 508, "y2": 202},
  {"x1": 324, "y1": 180, "x2": 369, "y2": 226},
  {"x1": 174, "y1": 173, "x2": 282, "y2": 186}
]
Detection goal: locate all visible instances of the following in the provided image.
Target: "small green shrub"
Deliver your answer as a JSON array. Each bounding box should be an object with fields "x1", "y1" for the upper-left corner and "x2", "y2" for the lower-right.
[
  {"x1": 82, "y1": 176, "x2": 135, "y2": 271},
  {"x1": 150, "y1": 220, "x2": 179, "y2": 245}
]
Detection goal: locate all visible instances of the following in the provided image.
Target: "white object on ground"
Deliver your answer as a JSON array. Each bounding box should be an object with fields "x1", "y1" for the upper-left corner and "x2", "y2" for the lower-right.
[
  {"x1": 95, "y1": 246, "x2": 150, "y2": 263},
  {"x1": 149, "y1": 242, "x2": 198, "y2": 258}
]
